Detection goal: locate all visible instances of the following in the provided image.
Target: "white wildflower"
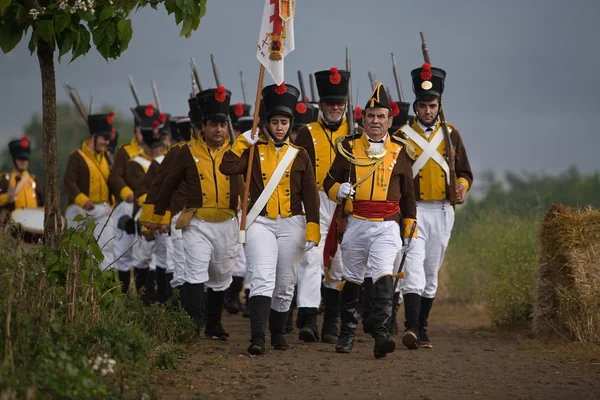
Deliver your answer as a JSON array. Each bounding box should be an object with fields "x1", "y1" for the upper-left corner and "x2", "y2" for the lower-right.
[{"x1": 29, "y1": 9, "x2": 39, "y2": 20}]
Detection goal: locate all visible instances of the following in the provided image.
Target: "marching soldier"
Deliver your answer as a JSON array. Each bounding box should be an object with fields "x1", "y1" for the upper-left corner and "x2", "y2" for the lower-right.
[
  {"x1": 154, "y1": 87, "x2": 242, "y2": 340},
  {"x1": 220, "y1": 83, "x2": 320, "y2": 355},
  {"x1": 64, "y1": 112, "x2": 116, "y2": 270},
  {"x1": 0, "y1": 136, "x2": 43, "y2": 212},
  {"x1": 323, "y1": 83, "x2": 417, "y2": 358},
  {"x1": 292, "y1": 67, "x2": 351, "y2": 344},
  {"x1": 399, "y1": 63, "x2": 473, "y2": 349}
]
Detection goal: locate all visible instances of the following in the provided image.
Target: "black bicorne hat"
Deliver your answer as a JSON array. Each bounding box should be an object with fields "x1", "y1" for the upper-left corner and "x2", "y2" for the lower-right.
[
  {"x1": 88, "y1": 112, "x2": 115, "y2": 139},
  {"x1": 411, "y1": 63, "x2": 446, "y2": 100},
  {"x1": 9, "y1": 136, "x2": 31, "y2": 161},
  {"x1": 389, "y1": 101, "x2": 410, "y2": 132},
  {"x1": 364, "y1": 83, "x2": 391, "y2": 110},
  {"x1": 262, "y1": 83, "x2": 300, "y2": 119},
  {"x1": 314, "y1": 68, "x2": 350, "y2": 102},
  {"x1": 293, "y1": 102, "x2": 319, "y2": 129},
  {"x1": 169, "y1": 117, "x2": 192, "y2": 142},
  {"x1": 196, "y1": 87, "x2": 232, "y2": 122}
]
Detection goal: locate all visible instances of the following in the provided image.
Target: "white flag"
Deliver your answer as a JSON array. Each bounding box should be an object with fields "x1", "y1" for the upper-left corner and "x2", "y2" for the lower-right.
[{"x1": 256, "y1": 0, "x2": 295, "y2": 86}]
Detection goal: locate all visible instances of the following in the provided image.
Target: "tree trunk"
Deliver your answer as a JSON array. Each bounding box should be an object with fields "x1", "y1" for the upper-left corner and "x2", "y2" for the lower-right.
[{"x1": 37, "y1": 42, "x2": 62, "y2": 248}]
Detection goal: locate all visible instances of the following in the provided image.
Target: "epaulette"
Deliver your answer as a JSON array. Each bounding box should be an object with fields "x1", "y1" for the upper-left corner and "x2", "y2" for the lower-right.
[{"x1": 391, "y1": 134, "x2": 417, "y2": 161}]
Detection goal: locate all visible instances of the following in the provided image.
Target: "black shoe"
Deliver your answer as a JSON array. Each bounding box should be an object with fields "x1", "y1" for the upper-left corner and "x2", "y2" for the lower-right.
[
  {"x1": 373, "y1": 335, "x2": 396, "y2": 359},
  {"x1": 182, "y1": 282, "x2": 206, "y2": 334},
  {"x1": 247, "y1": 296, "x2": 271, "y2": 355},
  {"x1": 402, "y1": 292, "x2": 421, "y2": 349},
  {"x1": 402, "y1": 329, "x2": 419, "y2": 350},
  {"x1": 418, "y1": 329, "x2": 433, "y2": 349},
  {"x1": 418, "y1": 297, "x2": 435, "y2": 349},
  {"x1": 321, "y1": 288, "x2": 341, "y2": 344},
  {"x1": 297, "y1": 308, "x2": 319, "y2": 342},
  {"x1": 226, "y1": 276, "x2": 244, "y2": 314},
  {"x1": 335, "y1": 281, "x2": 361, "y2": 354},
  {"x1": 269, "y1": 309, "x2": 290, "y2": 350},
  {"x1": 205, "y1": 288, "x2": 229, "y2": 341},
  {"x1": 118, "y1": 270, "x2": 131, "y2": 294}
]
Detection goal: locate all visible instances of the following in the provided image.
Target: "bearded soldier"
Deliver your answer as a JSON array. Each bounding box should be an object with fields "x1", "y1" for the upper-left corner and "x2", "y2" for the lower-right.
[
  {"x1": 64, "y1": 112, "x2": 116, "y2": 270},
  {"x1": 0, "y1": 137, "x2": 43, "y2": 213},
  {"x1": 220, "y1": 83, "x2": 320, "y2": 355},
  {"x1": 399, "y1": 63, "x2": 473, "y2": 349},
  {"x1": 323, "y1": 83, "x2": 417, "y2": 358},
  {"x1": 154, "y1": 87, "x2": 242, "y2": 340},
  {"x1": 292, "y1": 67, "x2": 350, "y2": 344}
]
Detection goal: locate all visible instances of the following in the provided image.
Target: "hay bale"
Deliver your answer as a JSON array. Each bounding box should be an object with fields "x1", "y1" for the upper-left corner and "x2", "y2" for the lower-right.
[{"x1": 533, "y1": 204, "x2": 600, "y2": 343}]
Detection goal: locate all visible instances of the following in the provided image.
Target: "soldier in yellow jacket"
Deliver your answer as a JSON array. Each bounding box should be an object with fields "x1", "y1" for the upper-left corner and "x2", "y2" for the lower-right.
[{"x1": 0, "y1": 136, "x2": 43, "y2": 213}]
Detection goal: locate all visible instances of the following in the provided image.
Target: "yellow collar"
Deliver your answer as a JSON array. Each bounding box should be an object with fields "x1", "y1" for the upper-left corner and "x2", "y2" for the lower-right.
[{"x1": 81, "y1": 141, "x2": 104, "y2": 161}]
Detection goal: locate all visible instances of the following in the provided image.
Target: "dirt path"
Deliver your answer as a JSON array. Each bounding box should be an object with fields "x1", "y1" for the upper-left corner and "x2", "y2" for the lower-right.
[{"x1": 152, "y1": 304, "x2": 600, "y2": 399}]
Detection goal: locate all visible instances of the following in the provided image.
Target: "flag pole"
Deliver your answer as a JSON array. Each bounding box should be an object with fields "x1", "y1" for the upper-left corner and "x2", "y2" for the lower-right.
[{"x1": 238, "y1": 64, "x2": 266, "y2": 243}]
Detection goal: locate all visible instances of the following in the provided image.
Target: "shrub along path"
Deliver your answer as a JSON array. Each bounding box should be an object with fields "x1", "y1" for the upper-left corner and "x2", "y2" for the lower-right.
[{"x1": 152, "y1": 304, "x2": 600, "y2": 399}]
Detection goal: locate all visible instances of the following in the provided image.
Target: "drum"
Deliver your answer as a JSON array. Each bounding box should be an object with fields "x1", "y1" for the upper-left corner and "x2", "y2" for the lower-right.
[{"x1": 9, "y1": 208, "x2": 45, "y2": 245}]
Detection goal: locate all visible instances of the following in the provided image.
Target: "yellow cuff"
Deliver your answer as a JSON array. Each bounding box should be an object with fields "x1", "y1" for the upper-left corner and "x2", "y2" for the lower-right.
[
  {"x1": 137, "y1": 194, "x2": 147, "y2": 208},
  {"x1": 150, "y1": 211, "x2": 171, "y2": 225},
  {"x1": 402, "y1": 218, "x2": 418, "y2": 239},
  {"x1": 0, "y1": 193, "x2": 8, "y2": 207},
  {"x1": 457, "y1": 177, "x2": 470, "y2": 192},
  {"x1": 231, "y1": 135, "x2": 251, "y2": 157},
  {"x1": 120, "y1": 186, "x2": 134, "y2": 201},
  {"x1": 74, "y1": 193, "x2": 90, "y2": 208},
  {"x1": 306, "y1": 221, "x2": 321, "y2": 244},
  {"x1": 327, "y1": 182, "x2": 341, "y2": 203},
  {"x1": 139, "y1": 203, "x2": 154, "y2": 223}
]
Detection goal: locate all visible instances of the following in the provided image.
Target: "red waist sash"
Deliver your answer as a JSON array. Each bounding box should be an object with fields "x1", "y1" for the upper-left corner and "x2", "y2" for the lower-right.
[{"x1": 352, "y1": 200, "x2": 400, "y2": 219}]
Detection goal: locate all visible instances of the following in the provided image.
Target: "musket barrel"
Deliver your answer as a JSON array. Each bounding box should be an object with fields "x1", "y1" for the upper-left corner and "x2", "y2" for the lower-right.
[
  {"x1": 368, "y1": 71, "x2": 376, "y2": 91},
  {"x1": 63, "y1": 84, "x2": 88, "y2": 122},
  {"x1": 391, "y1": 53, "x2": 404, "y2": 102},
  {"x1": 128, "y1": 74, "x2": 141, "y2": 106},
  {"x1": 191, "y1": 58, "x2": 204, "y2": 92},
  {"x1": 240, "y1": 71, "x2": 249, "y2": 104},
  {"x1": 151, "y1": 80, "x2": 162, "y2": 113},
  {"x1": 309, "y1": 73, "x2": 317, "y2": 102},
  {"x1": 297, "y1": 71, "x2": 307, "y2": 102}
]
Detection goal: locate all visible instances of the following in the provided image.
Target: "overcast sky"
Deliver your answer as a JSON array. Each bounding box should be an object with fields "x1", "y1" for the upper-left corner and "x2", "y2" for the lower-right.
[{"x1": 1, "y1": 0, "x2": 599, "y2": 178}]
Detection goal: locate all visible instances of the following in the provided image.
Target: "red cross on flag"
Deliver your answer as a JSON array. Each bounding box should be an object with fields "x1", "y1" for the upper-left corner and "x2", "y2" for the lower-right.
[{"x1": 256, "y1": 0, "x2": 295, "y2": 85}]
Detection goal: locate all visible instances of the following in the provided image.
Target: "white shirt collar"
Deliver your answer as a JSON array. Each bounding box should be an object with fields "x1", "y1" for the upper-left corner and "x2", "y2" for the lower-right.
[{"x1": 417, "y1": 121, "x2": 436, "y2": 138}]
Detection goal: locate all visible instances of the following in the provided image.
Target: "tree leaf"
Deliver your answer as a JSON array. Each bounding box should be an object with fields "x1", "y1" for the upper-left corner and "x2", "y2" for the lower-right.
[
  {"x1": 91, "y1": 25, "x2": 105, "y2": 47},
  {"x1": 77, "y1": 10, "x2": 96, "y2": 22},
  {"x1": 58, "y1": 29, "x2": 76, "y2": 62},
  {"x1": 54, "y1": 12, "x2": 71, "y2": 34},
  {"x1": 71, "y1": 24, "x2": 90, "y2": 62},
  {"x1": 99, "y1": 7, "x2": 114, "y2": 22},
  {"x1": 180, "y1": 17, "x2": 192, "y2": 38},
  {"x1": 0, "y1": 0, "x2": 12, "y2": 13},
  {"x1": 116, "y1": 18, "x2": 132, "y2": 49},
  {"x1": 36, "y1": 19, "x2": 55, "y2": 46},
  {"x1": 28, "y1": 30, "x2": 37, "y2": 54},
  {"x1": 0, "y1": 20, "x2": 24, "y2": 53},
  {"x1": 97, "y1": 42, "x2": 109, "y2": 60},
  {"x1": 91, "y1": 241, "x2": 104, "y2": 263},
  {"x1": 104, "y1": 24, "x2": 115, "y2": 47}
]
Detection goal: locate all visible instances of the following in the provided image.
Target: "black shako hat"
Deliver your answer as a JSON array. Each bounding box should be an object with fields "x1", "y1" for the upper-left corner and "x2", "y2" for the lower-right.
[
  {"x1": 389, "y1": 101, "x2": 410, "y2": 132},
  {"x1": 411, "y1": 63, "x2": 446, "y2": 100},
  {"x1": 188, "y1": 97, "x2": 203, "y2": 128},
  {"x1": 196, "y1": 87, "x2": 231, "y2": 122},
  {"x1": 88, "y1": 112, "x2": 115, "y2": 139},
  {"x1": 314, "y1": 67, "x2": 350, "y2": 102},
  {"x1": 262, "y1": 83, "x2": 300, "y2": 119},
  {"x1": 293, "y1": 102, "x2": 319, "y2": 129},
  {"x1": 365, "y1": 83, "x2": 391, "y2": 110},
  {"x1": 169, "y1": 117, "x2": 192, "y2": 142},
  {"x1": 9, "y1": 136, "x2": 31, "y2": 161},
  {"x1": 136, "y1": 105, "x2": 166, "y2": 149},
  {"x1": 229, "y1": 103, "x2": 252, "y2": 123}
]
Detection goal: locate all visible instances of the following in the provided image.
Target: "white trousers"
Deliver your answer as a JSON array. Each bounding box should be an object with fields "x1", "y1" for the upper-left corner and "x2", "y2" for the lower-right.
[
  {"x1": 401, "y1": 201, "x2": 454, "y2": 298},
  {"x1": 232, "y1": 211, "x2": 247, "y2": 278},
  {"x1": 340, "y1": 216, "x2": 402, "y2": 284},
  {"x1": 66, "y1": 203, "x2": 114, "y2": 271},
  {"x1": 111, "y1": 201, "x2": 135, "y2": 272},
  {"x1": 183, "y1": 216, "x2": 239, "y2": 291},
  {"x1": 166, "y1": 212, "x2": 185, "y2": 288},
  {"x1": 295, "y1": 191, "x2": 341, "y2": 307},
  {"x1": 244, "y1": 215, "x2": 305, "y2": 312}
]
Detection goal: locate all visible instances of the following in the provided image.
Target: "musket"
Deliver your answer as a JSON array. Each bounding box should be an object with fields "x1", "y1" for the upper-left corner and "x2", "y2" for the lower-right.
[
  {"x1": 151, "y1": 80, "x2": 162, "y2": 113},
  {"x1": 420, "y1": 31, "x2": 459, "y2": 205},
  {"x1": 210, "y1": 54, "x2": 236, "y2": 142},
  {"x1": 368, "y1": 71, "x2": 376, "y2": 91},
  {"x1": 240, "y1": 71, "x2": 249, "y2": 104},
  {"x1": 190, "y1": 57, "x2": 204, "y2": 92},
  {"x1": 309, "y1": 73, "x2": 317, "y2": 103},
  {"x1": 191, "y1": 72, "x2": 197, "y2": 97},
  {"x1": 391, "y1": 53, "x2": 405, "y2": 102},
  {"x1": 88, "y1": 95, "x2": 93, "y2": 115},
  {"x1": 128, "y1": 74, "x2": 141, "y2": 106},
  {"x1": 387, "y1": 86, "x2": 394, "y2": 103},
  {"x1": 297, "y1": 70, "x2": 307, "y2": 102},
  {"x1": 393, "y1": 221, "x2": 417, "y2": 292},
  {"x1": 63, "y1": 83, "x2": 88, "y2": 122}
]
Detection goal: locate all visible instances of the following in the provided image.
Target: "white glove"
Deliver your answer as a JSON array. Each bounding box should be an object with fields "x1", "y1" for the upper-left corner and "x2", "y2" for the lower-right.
[
  {"x1": 402, "y1": 237, "x2": 416, "y2": 253},
  {"x1": 304, "y1": 241, "x2": 317, "y2": 251},
  {"x1": 336, "y1": 182, "x2": 355, "y2": 201},
  {"x1": 241, "y1": 129, "x2": 260, "y2": 145}
]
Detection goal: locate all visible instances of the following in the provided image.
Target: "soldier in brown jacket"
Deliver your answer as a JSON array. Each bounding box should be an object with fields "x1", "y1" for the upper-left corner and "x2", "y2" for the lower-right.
[
  {"x1": 398, "y1": 63, "x2": 473, "y2": 350},
  {"x1": 154, "y1": 88, "x2": 243, "y2": 340},
  {"x1": 0, "y1": 136, "x2": 43, "y2": 213},
  {"x1": 220, "y1": 83, "x2": 320, "y2": 356},
  {"x1": 64, "y1": 112, "x2": 115, "y2": 270}
]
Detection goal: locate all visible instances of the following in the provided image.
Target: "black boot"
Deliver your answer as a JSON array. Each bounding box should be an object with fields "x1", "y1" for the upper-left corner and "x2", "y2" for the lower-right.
[
  {"x1": 419, "y1": 297, "x2": 435, "y2": 349},
  {"x1": 372, "y1": 276, "x2": 396, "y2": 359},
  {"x1": 182, "y1": 282, "x2": 206, "y2": 334},
  {"x1": 269, "y1": 309, "x2": 290, "y2": 350},
  {"x1": 226, "y1": 276, "x2": 244, "y2": 314},
  {"x1": 297, "y1": 308, "x2": 319, "y2": 342},
  {"x1": 118, "y1": 270, "x2": 131, "y2": 294},
  {"x1": 286, "y1": 291, "x2": 296, "y2": 334},
  {"x1": 248, "y1": 296, "x2": 271, "y2": 355},
  {"x1": 242, "y1": 289, "x2": 251, "y2": 318},
  {"x1": 164, "y1": 272, "x2": 174, "y2": 303},
  {"x1": 134, "y1": 268, "x2": 151, "y2": 304},
  {"x1": 321, "y1": 288, "x2": 341, "y2": 344},
  {"x1": 361, "y1": 278, "x2": 375, "y2": 334},
  {"x1": 146, "y1": 269, "x2": 157, "y2": 302},
  {"x1": 205, "y1": 288, "x2": 229, "y2": 340},
  {"x1": 335, "y1": 281, "x2": 361, "y2": 354},
  {"x1": 155, "y1": 267, "x2": 168, "y2": 304},
  {"x1": 402, "y1": 293, "x2": 422, "y2": 350},
  {"x1": 389, "y1": 292, "x2": 401, "y2": 336}
]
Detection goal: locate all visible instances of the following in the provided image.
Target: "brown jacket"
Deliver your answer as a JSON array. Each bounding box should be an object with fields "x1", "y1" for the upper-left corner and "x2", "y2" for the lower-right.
[
  {"x1": 108, "y1": 139, "x2": 140, "y2": 203},
  {"x1": 146, "y1": 143, "x2": 188, "y2": 218},
  {"x1": 64, "y1": 145, "x2": 112, "y2": 207},
  {"x1": 126, "y1": 154, "x2": 153, "y2": 215},
  {"x1": 219, "y1": 134, "x2": 321, "y2": 243}
]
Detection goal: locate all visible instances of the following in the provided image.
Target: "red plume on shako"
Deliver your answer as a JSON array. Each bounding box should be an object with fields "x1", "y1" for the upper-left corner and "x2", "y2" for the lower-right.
[
  {"x1": 420, "y1": 63, "x2": 433, "y2": 81},
  {"x1": 107, "y1": 110, "x2": 115, "y2": 125},
  {"x1": 274, "y1": 82, "x2": 287, "y2": 95},
  {"x1": 235, "y1": 103, "x2": 244, "y2": 117},
  {"x1": 391, "y1": 102, "x2": 400, "y2": 117},
  {"x1": 144, "y1": 104, "x2": 155, "y2": 117},
  {"x1": 329, "y1": 67, "x2": 341, "y2": 85},
  {"x1": 296, "y1": 102, "x2": 307, "y2": 114},
  {"x1": 215, "y1": 86, "x2": 227, "y2": 103},
  {"x1": 159, "y1": 113, "x2": 167, "y2": 123},
  {"x1": 21, "y1": 136, "x2": 29, "y2": 149},
  {"x1": 354, "y1": 106, "x2": 363, "y2": 120}
]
